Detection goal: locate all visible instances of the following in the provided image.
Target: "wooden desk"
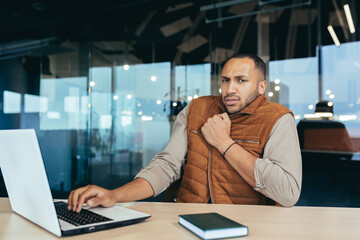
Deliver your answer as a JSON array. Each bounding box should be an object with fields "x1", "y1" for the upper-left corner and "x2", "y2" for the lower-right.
[{"x1": 1, "y1": 198, "x2": 360, "y2": 239}]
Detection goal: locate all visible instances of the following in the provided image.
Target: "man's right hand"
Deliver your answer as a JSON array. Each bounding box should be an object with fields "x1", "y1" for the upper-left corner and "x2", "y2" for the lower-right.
[
  {"x1": 67, "y1": 178, "x2": 155, "y2": 213},
  {"x1": 67, "y1": 185, "x2": 117, "y2": 213}
]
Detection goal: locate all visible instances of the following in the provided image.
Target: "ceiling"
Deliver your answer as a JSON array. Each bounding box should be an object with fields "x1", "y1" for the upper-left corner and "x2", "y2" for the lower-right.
[{"x1": 0, "y1": 0, "x2": 358, "y2": 65}]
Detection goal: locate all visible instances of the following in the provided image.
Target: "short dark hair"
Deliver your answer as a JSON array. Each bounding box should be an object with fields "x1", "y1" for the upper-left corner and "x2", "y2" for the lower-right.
[{"x1": 226, "y1": 54, "x2": 266, "y2": 81}]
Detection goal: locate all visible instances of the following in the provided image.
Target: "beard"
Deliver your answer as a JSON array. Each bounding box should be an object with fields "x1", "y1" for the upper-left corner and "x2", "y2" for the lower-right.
[{"x1": 223, "y1": 88, "x2": 259, "y2": 114}]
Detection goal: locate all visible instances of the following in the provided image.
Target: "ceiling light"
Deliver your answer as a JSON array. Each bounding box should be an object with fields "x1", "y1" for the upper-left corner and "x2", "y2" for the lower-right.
[
  {"x1": 113, "y1": 95, "x2": 119, "y2": 100},
  {"x1": 126, "y1": 94, "x2": 132, "y2": 99},
  {"x1": 151, "y1": 76, "x2": 157, "y2": 82},
  {"x1": 325, "y1": 89, "x2": 331, "y2": 95},
  {"x1": 314, "y1": 112, "x2": 333, "y2": 118},
  {"x1": 339, "y1": 115, "x2": 357, "y2": 121},
  {"x1": 123, "y1": 64, "x2": 130, "y2": 71},
  {"x1": 308, "y1": 105, "x2": 314, "y2": 110},
  {"x1": 156, "y1": 100, "x2": 161, "y2": 104},
  {"x1": 121, "y1": 110, "x2": 132, "y2": 115},
  {"x1": 268, "y1": 92, "x2": 273, "y2": 97},
  {"x1": 194, "y1": 95, "x2": 199, "y2": 99},
  {"x1": 141, "y1": 116, "x2": 153, "y2": 121},
  {"x1": 274, "y1": 79, "x2": 280, "y2": 84},
  {"x1": 327, "y1": 25, "x2": 340, "y2": 47},
  {"x1": 327, "y1": 102, "x2": 333, "y2": 107},
  {"x1": 344, "y1": 4, "x2": 355, "y2": 34},
  {"x1": 304, "y1": 114, "x2": 320, "y2": 119},
  {"x1": 187, "y1": 96, "x2": 193, "y2": 101},
  {"x1": 89, "y1": 81, "x2": 95, "y2": 87},
  {"x1": 329, "y1": 94, "x2": 335, "y2": 99},
  {"x1": 274, "y1": 86, "x2": 280, "y2": 91}
]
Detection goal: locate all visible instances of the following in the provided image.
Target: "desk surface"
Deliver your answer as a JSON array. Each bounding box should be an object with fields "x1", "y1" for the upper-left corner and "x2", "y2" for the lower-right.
[{"x1": 1, "y1": 198, "x2": 360, "y2": 239}]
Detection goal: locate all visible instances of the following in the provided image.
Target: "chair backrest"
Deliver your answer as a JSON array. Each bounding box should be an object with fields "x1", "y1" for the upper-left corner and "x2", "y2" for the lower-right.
[
  {"x1": 297, "y1": 119, "x2": 353, "y2": 152},
  {"x1": 163, "y1": 178, "x2": 182, "y2": 202}
]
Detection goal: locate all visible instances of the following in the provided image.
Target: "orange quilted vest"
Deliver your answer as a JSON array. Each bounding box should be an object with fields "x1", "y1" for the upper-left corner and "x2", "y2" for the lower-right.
[{"x1": 176, "y1": 94, "x2": 292, "y2": 204}]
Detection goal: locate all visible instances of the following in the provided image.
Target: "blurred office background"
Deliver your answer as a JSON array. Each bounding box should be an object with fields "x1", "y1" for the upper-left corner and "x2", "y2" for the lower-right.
[{"x1": 0, "y1": 0, "x2": 359, "y2": 207}]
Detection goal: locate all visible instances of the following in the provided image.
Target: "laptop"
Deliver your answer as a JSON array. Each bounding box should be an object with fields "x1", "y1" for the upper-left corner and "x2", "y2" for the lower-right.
[{"x1": 0, "y1": 129, "x2": 151, "y2": 237}]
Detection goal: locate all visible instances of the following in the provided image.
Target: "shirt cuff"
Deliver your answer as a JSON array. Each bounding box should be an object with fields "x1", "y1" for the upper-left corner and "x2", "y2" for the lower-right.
[{"x1": 253, "y1": 157, "x2": 269, "y2": 195}]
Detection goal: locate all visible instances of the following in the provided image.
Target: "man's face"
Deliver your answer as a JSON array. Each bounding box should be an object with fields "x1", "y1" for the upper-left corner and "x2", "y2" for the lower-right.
[{"x1": 221, "y1": 58, "x2": 266, "y2": 114}]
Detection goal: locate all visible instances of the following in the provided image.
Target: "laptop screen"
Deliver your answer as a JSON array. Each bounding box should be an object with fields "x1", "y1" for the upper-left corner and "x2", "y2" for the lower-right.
[{"x1": 0, "y1": 129, "x2": 62, "y2": 236}]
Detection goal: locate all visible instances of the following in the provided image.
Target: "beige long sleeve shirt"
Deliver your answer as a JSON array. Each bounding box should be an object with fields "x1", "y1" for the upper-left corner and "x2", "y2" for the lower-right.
[{"x1": 136, "y1": 105, "x2": 302, "y2": 207}]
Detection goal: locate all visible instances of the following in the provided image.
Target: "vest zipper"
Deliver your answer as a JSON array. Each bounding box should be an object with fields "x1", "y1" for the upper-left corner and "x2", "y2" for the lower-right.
[
  {"x1": 207, "y1": 146, "x2": 213, "y2": 203},
  {"x1": 234, "y1": 139, "x2": 260, "y2": 144}
]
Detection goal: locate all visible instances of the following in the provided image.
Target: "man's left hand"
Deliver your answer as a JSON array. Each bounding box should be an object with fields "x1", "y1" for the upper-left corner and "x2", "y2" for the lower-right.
[{"x1": 201, "y1": 113, "x2": 233, "y2": 152}]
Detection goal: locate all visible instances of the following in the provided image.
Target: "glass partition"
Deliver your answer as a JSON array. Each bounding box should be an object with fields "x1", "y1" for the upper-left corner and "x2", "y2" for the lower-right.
[
  {"x1": 40, "y1": 77, "x2": 88, "y2": 130},
  {"x1": 88, "y1": 61, "x2": 211, "y2": 189},
  {"x1": 38, "y1": 40, "x2": 91, "y2": 193},
  {"x1": 322, "y1": 41, "x2": 360, "y2": 121},
  {"x1": 269, "y1": 57, "x2": 318, "y2": 121},
  {"x1": 321, "y1": 41, "x2": 360, "y2": 156}
]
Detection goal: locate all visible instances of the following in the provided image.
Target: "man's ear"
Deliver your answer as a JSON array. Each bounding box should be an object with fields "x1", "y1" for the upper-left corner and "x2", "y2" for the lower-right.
[{"x1": 258, "y1": 80, "x2": 267, "y2": 95}]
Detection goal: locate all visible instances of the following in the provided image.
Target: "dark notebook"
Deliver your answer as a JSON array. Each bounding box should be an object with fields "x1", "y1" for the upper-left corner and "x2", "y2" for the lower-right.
[{"x1": 179, "y1": 212, "x2": 248, "y2": 240}]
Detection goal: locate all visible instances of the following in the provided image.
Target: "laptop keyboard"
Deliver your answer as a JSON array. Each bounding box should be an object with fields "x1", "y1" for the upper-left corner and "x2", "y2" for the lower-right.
[{"x1": 55, "y1": 202, "x2": 113, "y2": 226}]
